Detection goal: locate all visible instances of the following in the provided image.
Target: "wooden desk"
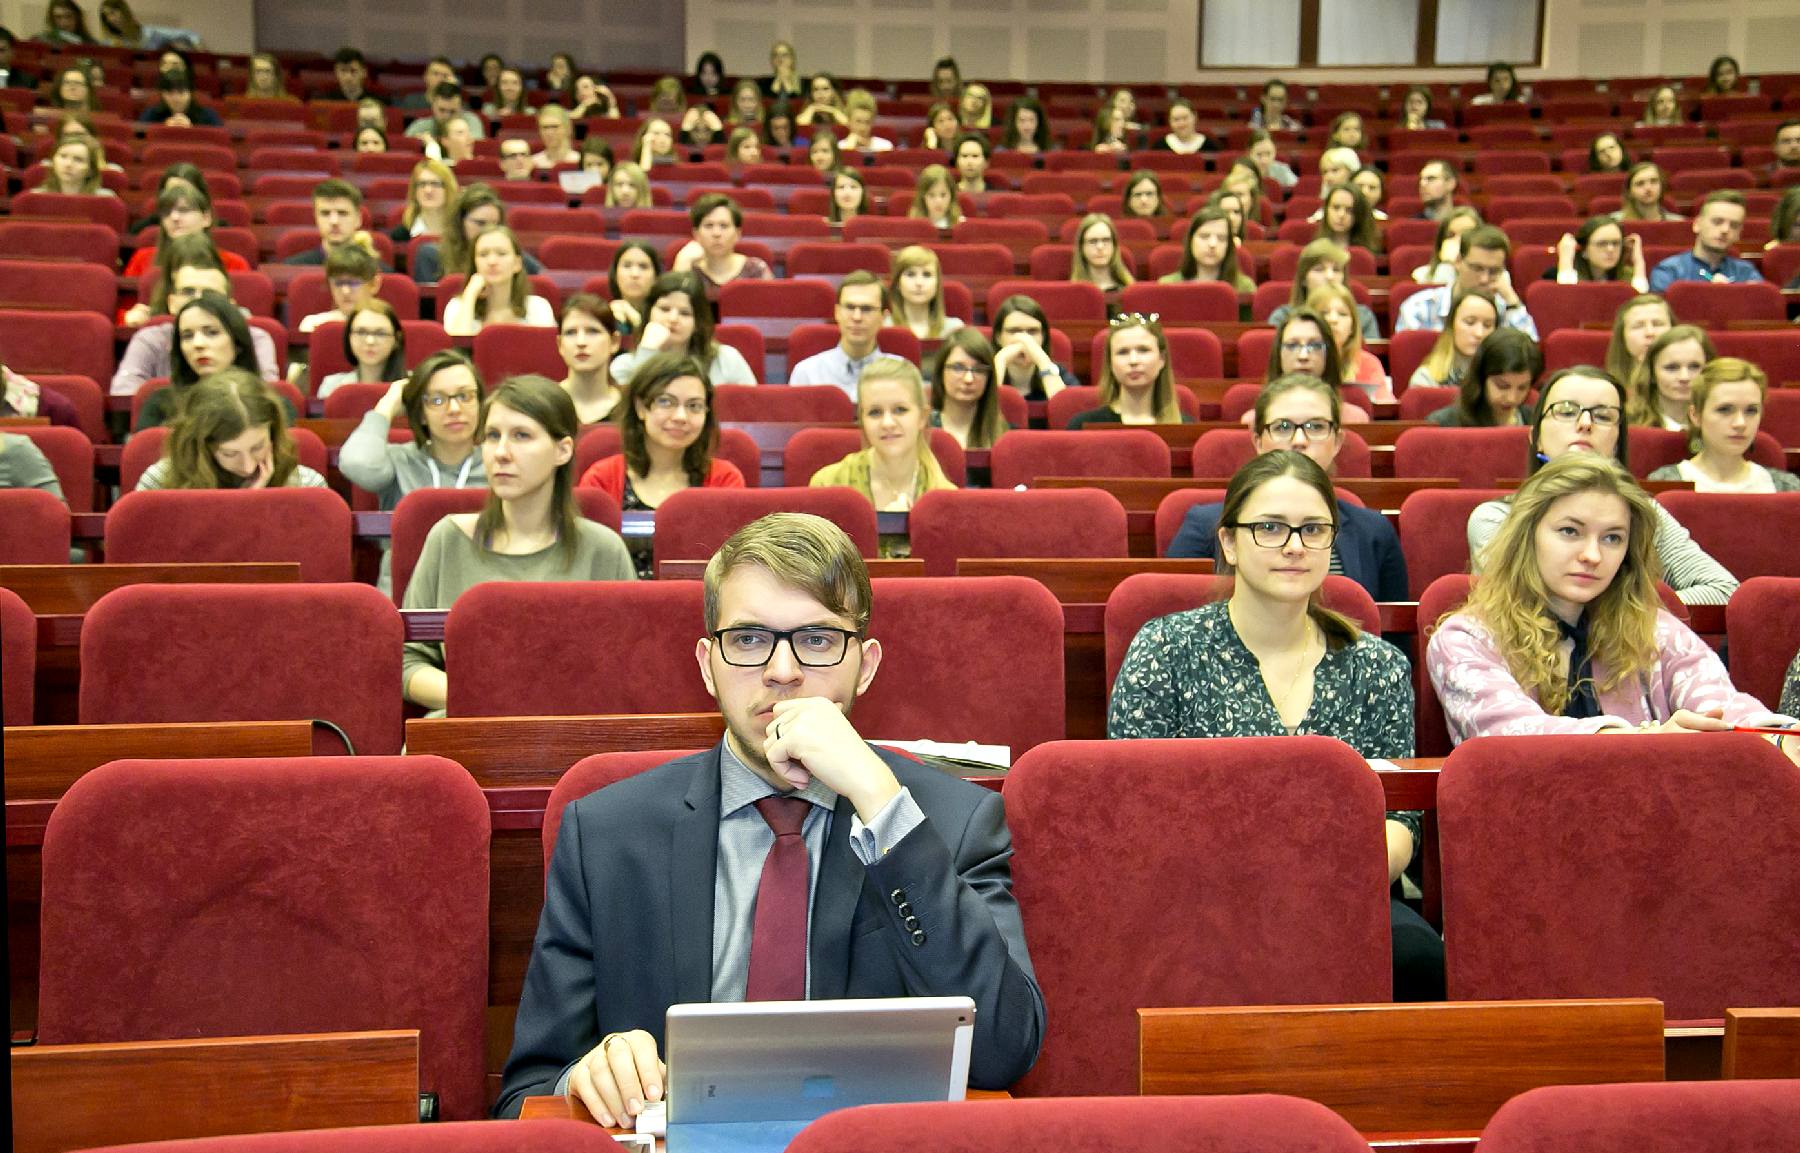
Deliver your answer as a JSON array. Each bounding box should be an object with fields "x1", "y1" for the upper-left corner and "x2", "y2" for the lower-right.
[
  {"x1": 1723, "y1": 1007, "x2": 1800, "y2": 1080},
  {"x1": 1138, "y1": 999, "x2": 1666, "y2": 1140},
  {"x1": 4, "y1": 719, "x2": 314, "y2": 804},
  {"x1": 955, "y1": 557, "x2": 1214, "y2": 603},
  {"x1": 12, "y1": 1030, "x2": 419, "y2": 1153},
  {"x1": 404, "y1": 713, "x2": 727, "y2": 790}
]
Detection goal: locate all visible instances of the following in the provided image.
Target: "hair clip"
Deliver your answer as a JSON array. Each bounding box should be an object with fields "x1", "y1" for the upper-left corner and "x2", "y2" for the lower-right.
[{"x1": 1110, "y1": 312, "x2": 1160, "y2": 327}]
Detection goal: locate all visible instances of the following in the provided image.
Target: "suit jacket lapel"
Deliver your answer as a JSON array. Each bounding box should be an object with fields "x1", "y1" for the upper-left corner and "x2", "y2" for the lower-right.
[
  {"x1": 671, "y1": 745, "x2": 722, "y2": 1006},
  {"x1": 808, "y1": 792, "x2": 865, "y2": 1000}
]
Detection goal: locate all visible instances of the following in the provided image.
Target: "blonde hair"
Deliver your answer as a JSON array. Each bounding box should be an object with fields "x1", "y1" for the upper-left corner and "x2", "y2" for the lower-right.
[
  {"x1": 1305, "y1": 282, "x2": 1364, "y2": 364},
  {"x1": 403, "y1": 159, "x2": 458, "y2": 231},
  {"x1": 1288, "y1": 239, "x2": 1349, "y2": 308},
  {"x1": 44, "y1": 135, "x2": 105, "y2": 195},
  {"x1": 1608, "y1": 293, "x2": 1677, "y2": 405},
  {"x1": 887, "y1": 246, "x2": 951, "y2": 338},
  {"x1": 1684, "y1": 357, "x2": 1766, "y2": 452},
  {"x1": 1417, "y1": 290, "x2": 1499, "y2": 385},
  {"x1": 1098, "y1": 318, "x2": 1180, "y2": 423},
  {"x1": 855, "y1": 358, "x2": 954, "y2": 492},
  {"x1": 605, "y1": 161, "x2": 652, "y2": 208},
  {"x1": 467, "y1": 225, "x2": 530, "y2": 321},
  {"x1": 908, "y1": 164, "x2": 962, "y2": 225},
  {"x1": 1462, "y1": 454, "x2": 1663, "y2": 714},
  {"x1": 1319, "y1": 146, "x2": 1361, "y2": 179},
  {"x1": 702, "y1": 512, "x2": 873, "y2": 633},
  {"x1": 1070, "y1": 213, "x2": 1135, "y2": 289},
  {"x1": 1629, "y1": 323, "x2": 1714, "y2": 427}
]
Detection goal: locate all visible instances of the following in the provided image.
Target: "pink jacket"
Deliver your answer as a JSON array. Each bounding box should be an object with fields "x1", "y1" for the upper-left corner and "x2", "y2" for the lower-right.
[{"x1": 1427, "y1": 608, "x2": 1792, "y2": 746}]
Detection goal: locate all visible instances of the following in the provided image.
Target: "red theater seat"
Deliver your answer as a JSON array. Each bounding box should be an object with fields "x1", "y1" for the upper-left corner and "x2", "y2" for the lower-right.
[
  {"x1": 72, "y1": 1121, "x2": 620, "y2": 1153},
  {"x1": 786, "y1": 243, "x2": 893, "y2": 276},
  {"x1": 120, "y1": 426, "x2": 327, "y2": 494},
  {"x1": 1479, "y1": 1080, "x2": 1800, "y2": 1153},
  {"x1": 309, "y1": 320, "x2": 453, "y2": 379},
  {"x1": 984, "y1": 280, "x2": 1106, "y2": 325},
  {"x1": 37, "y1": 755, "x2": 488, "y2": 1119},
  {"x1": 1439, "y1": 732, "x2": 1800, "y2": 1020},
  {"x1": 1398, "y1": 489, "x2": 1512, "y2": 599},
  {"x1": 1190, "y1": 429, "x2": 1372, "y2": 479},
  {"x1": 1393, "y1": 426, "x2": 1531, "y2": 487},
  {"x1": 543, "y1": 751, "x2": 705, "y2": 868},
  {"x1": 1, "y1": 586, "x2": 36, "y2": 725},
  {"x1": 0, "y1": 221, "x2": 120, "y2": 266},
  {"x1": 388, "y1": 487, "x2": 622, "y2": 606},
  {"x1": 286, "y1": 272, "x2": 421, "y2": 327},
  {"x1": 651, "y1": 486, "x2": 881, "y2": 573},
  {"x1": 1524, "y1": 281, "x2": 1639, "y2": 338},
  {"x1": 1003, "y1": 736, "x2": 1393, "y2": 1096},
  {"x1": 9, "y1": 426, "x2": 94, "y2": 513},
  {"x1": 103, "y1": 488, "x2": 352, "y2": 582},
  {"x1": 1656, "y1": 491, "x2": 1800, "y2": 578},
  {"x1": 471, "y1": 324, "x2": 565, "y2": 380},
  {"x1": 1726, "y1": 577, "x2": 1800, "y2": 711},
  {"x1": 989, "y1": 429, "x2": 1170, "y2": 488},
  {"x1": 712, "y1": 384, "x2": 854, "y2": 423},
  {"x1": 78, "y1": 583, "x2": 403, "y2": 755},
  {"x1": 908, "y1": 488, "x2": 1130, "y2": 576},
  {"x1": 0, "y1": 309, "x2": 115, "y2": 383},
  {"x1": 13, "y1": 191, "x2": 128, "y2": 234},
  {"x1": 1116, "y1": 280, "x2": 1240, "y2": 324},
  {"x1": 0, "y1": 259, "x2": 118, "y2": 315},
  {"x1": 0, "y1": 489, "x2": 71, "y2": 566},
  {"x1": 783, "y1": 427, "x2": 965, "y2": 487},
  {"x1": 1662, "y1": 281, "x2": 1787, "y2": 327}
]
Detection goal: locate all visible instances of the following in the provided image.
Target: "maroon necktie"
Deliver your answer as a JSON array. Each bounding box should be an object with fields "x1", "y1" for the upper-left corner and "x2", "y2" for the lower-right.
[{"x1": 745, "y1": 796, "x2": 813, "y2": 1001}]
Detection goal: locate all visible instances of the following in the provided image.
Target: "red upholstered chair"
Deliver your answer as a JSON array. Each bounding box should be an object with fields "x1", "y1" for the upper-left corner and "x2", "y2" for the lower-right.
[
  {"x1": 29, "y1": 374, "x2": 109, "y2": 443},
  {"x1": 1414, "y1": 573, "x2": 1472, "y2": 757},
  {"x1": 930, "y1": 243, "x2": 1015, "y2": 279},
  {"x1": 844, "y1": 216, "x2": 937, "y2": 245},
  {"x1": 13, "y1": 190, "x2": 128, "y2": 233},
  {"x1": 388, "y1": 486, "x2": 622, "y2": 606},
  {"x1": 713, "y1": 384, "x2": 854, "y2": 423},
  {"x1": 713, "y1": 325, "x2": 768, "y2": 381},
  {"x1": 444, "y1": 581, "x2": 716, "y2": 716},
  {"x1": 1438, "y1": 733, "x2": 1800, "y2": 1020},
  {"x1": 543, "y1": 751, "x2": 705, "y2": 868},
  {"x1": 0, "y1": 259, "x2": 118, "y2": 315},
  {"x1": 1386, "y1": 329, "x2": 1443, "y2": 395},
  {"x1": 1398, "y1": 489, "x2": 1512, "y2": 599},
  {"x1": 717, "y1": 279, "x2": 836, "y2": 337},
  {"x1": 0, "y1": 488, "x2": 71, "y2": 565},
  {"x1": 788, "y1": 1094, "x2": 1373, "y2": 1153},
  {"x1": 990, "y1": 429, "x2": 1170, "y2": 489},
  {"x1": 1711, "y1": 331, "x2": 1800, "y2": 388},
  {"x1": 37, "y1": 756, "x2": 489, "y2": 1120},
  {"x1": 309, "y1": 320, "x2": 453, "y2": 379},
  {"x1": 1478, "y1": 1080, "x2": 1800, "y2": 1153},
  {"x1": 1085, "y1": 328, "x2": 1225, "y2": 380},
  {"x1": 0, "y1": 221, "x2": 120, "y2": 266},
  {"x1": 320, "y1": 382, "x2": 389, "y2": 422},
  {"x1": 1046, "y1": 386, "x2": 1202, "y2": 430},
  {"x1": 983, "y1": 280, "x2": 1106, "y2": 325},
  {"x1": 1656, "y1": 492, "x2": 1800, "y2": 579},
  {"x1": 651, "y1": 486, "x2": 881, "y2": 574},
  {"x1": 0, "y1": 309, "x2": 115, "y2": 382},
  {"x1": 120, "y1": 427, "x2": 329, "y2": 494},
  {"x1": 72, "y1": 1121, "x2": 622, "y2": 1152},
  {"x1": 1663, "y1": 281, "x2": 1786, "y2": 327},
  {"x1": 539, "y1": 236, "x2": 622, "y2": 270},
  {"x1": 1399, "y1": 385, "x2": 1459, "y2": 422},
  {"x1": 785, "y1": 323, "x2": 923, "y2": 367},
  {"x1": 1190, "y1": 430, "x2": 1372, "y2": 480},
  {"x1": 1636, "y1": 428, "x2": 1785, "y2": 478},
  {"x1": 1, "y1": 586, "x2": 35, "y2": 726},
  {"x1": 1524, "y1": 281, "x2": 1639, "y2": 338},
  {"x1": 1116, "y1": 280, "x2": 1240, "y2": 324},
  {"x1": 78, "y1": 584, "x2": 403, "y2": 755},
  {"x1": 859, "y1": 576, "x2": 1064, "y2": 752},
  {"x1": 1152, "y1": 488, "x2": 1230, "y2": 557},
  {"x1": 13, "y1": 426, "x2": 94, "y2": 514},
  {"x1": 786, "y1": 242, "x2": 893, "y2": 276},
  {"x1": 908, "y1": 488, "x2": 1129, "y2": 576},
  {"x1": 1103, "y1": 573, "x2": 1380, "y2": 693},
  {"x1": 782, "y1": 427, "x2": 966, "y2": 487},
  {"x1": 1003, "y1": 737, "x2": 1393, "y2": 1096},
  {"x1": 1542, "y1": 329, "x2": 1611, "y2": 374},
  {"x1": 571, "y1": 426, "x2": 761, "y2": 490},
  {"x1": 471, "y1": 324, "x2": 564, "y2": 381},
  {"x1": 1727, "y1": 577, "x2": 1800, "y2": 711},
  {"x1": 1394, "y1": 426, "x2": 1531, "y2": 487},
  {"x1": 104, "y1": 488, "x2": 353, "y2": 582}
]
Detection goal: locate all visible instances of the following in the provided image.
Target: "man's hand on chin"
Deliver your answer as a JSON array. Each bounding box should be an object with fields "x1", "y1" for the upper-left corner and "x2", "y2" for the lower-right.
[{"x1": 764, "y1": 697, "x2": 899, "y2": 821}]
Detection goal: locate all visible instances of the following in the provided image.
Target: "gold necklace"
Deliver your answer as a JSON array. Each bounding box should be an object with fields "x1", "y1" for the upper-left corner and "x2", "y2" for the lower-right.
[{"x1": 1270, "y1": 622, "x2": 1317, "y2": 729}]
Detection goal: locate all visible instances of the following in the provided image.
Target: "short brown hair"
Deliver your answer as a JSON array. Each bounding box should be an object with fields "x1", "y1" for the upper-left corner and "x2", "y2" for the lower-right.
[
  {"x1": 312, "y1": 177, "x2": 362, "y2": 208},
  {"x1": 703, "y1": 512, "x2": 873, "y2": 633},
  {"x1": 836, "y1": 269, "x2": 883, "y2": 304},
  {"x1": 1698, "y1": 188, "x2": 1747, "y2": 214},
  {"x1": 1462, "y1": 224, "x2": 1511, "y2": 258},
  {"x1": 688, "y1": 192, "x2": 742, "y2": 229}
]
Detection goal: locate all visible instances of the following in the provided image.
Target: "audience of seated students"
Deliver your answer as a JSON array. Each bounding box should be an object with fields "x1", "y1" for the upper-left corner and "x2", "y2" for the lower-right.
[
  {"x1": 1399, "y1": 85, "x2": 1446, "y2": 130},
  {"x1": 984, "y1": 295, "x2": 1074, "y2": 400},
  {"x1": 114, "y1": 251, "x2": 280, "y2": 399},
  {"x1": 1426, "y1": 327, "x2": 1542, "y2": 428},
  {"x1": 580, "y1": 139, "x2": 614, "y2": 181},
  {"x1": 1605, "y1": 293, "x2": 1675, "y2": 403},
  {"x1": 296, "y1": 240, "x2": 382, "y2": 334},
  {"x1": 1209, "y1": 188, "x2": 1253, "y2": 241},
  {"x1": 604, "y1": 241, "x2": 661, "y2": 335},
  {"x1": 122, "y1": 179, "x2": 248, "y2": 292},
  {"x1": 953, "y1": 133, "x2": 990, "y2": 195},
  {"x1": 1158, "y1": 97, "x2": 1212, "y2": 154},
  {"x1": 687, "y1": 50, "x2": 724, "y2": 97},
  {"x1": 930, "y1": 55, "x2": 961, "y2": 103},
  {"x1": 1351, "y1": 167, "x2": 1389, "y2": 221},
  {"x1": 788, "y1": 273, "x2": 898, "y2": 397},
  {"x1": 404, "y1": 375, "x2": 635, "y2": 710},
  {"x1": 497, "y1": 138, "x2": 535, "y2": 183},
  {"x1": 398, "y1": 56, "x2": 456, "y2": 113},
  {"x1": 1070, "y1": 213, "x2": 1135, "y2": 300},
  {"x1": 929, "y1": 329, "x2": 1008, "y2": 451},
  {"x1": 1470, "y1": 61, "x2": 1524, "y2": 105},
  {"x1": 436, "y1": 115, "x2": 477, "y2": 165},
  {"x1": 1310, "y1": 283, "x2": 1390, "y2": 402},
  {"x1": 1119, "y1": 172, "x2": 1169, "y2": 221},
  {"x1": 499, "y1": 509, "x2": 1044, "y2": 1120},
  {"x1": 1395, "y1": 224, "x2": 1537, "y2": 338},
  {"x1": 136, "y1": 370, "x2": 326, "y2": 491},
  {"x1": 1317, "y1": 148, "x2": 1359, "y2": 196},
  {"x1": 414, "y1": 184, "x2": 545, "y2": 283},
  {"x1": 1067, "y1": 315, "x2": 1185, "y2": 429},
  {"x1": 405, "y1": 80, "x2": 485, "y2": 148},
  {"x1": 1704, "y1": 53, "x2": 1742, "y2": 95},
  {"x1": 1613, "y1": 161, "x2": 1681, "y2": 224},
  {"x1": 238, "y1": 52, "x2": 290, "y2": 99},
  {"x1": 3, "y1": 362, "x2": 81, "y2": 430},
  {"x1": 886, "y1": 246, "x2": 964, "y2": 341},
  {"x1": 1466, "y1": 366, "x2": 1739, "y2": 605},
  {"x1": 1639, "y1": 85, "x2": 1683, "y2": 126},
  {"x1": 798, "y1": 72, "x2": 847, "y2": 130},
  {"x1": 604, "y1": 162, "x2": 652, "y2": 209},
  {"x1": 534, "y1": 104, "x2": 582, "y2": 168},
  {"x1": 34, "y1": 132, "x2": 109, "y2": 197},
  {"x1": 1551, "y1": 215, "x2": 1649, "y2": 293},
  {"x1": 313, "y1": 299, "x2": 406, "y2": 399},
  {"x1": 840, "y1": 89, "x2": 892, "y2": 152},
  {"x1": 0, "y1": 429, "x2": 64, "y2": 499},
  {"x1": 325, "y1": 47, "x2": 377, "y2": 103},
  {"x1": 1268, "y1": 239, "x2": 1381, "y2": 341},
  {"x1": 607, "y1": 273, "x2": 756, "y2": 389},
  {"x1": 1248, "y1": 78, "x2": 1301, "y2": 130},
  {"x1": 1245, "y1": 130, "x2": 1299, "y2": 189},
  {"x1": 1415, "y1": 159, "x2": 1460, "y2": 222},
  {"x1": 1002, "y1": 96, "x2": 1051, "y2": 154},
  {"x1": 908, "y1": 164, "x2": 963, "y2": 229},
  {"x1": 281, "y1": 179, "x2": 377, "y2": 268},
  {"x1": 809, "y1": 358, "x2": 954, "y2": 530},
  {"x1": 1410, "y1": 291, "x2": 1500, "y2": 392},
  {"x1": 390, "y1": 160, "x2": 457, "y2": 244},
  {"x1": 44, "y1": 63, "x2": 96, "y2": 112},
  {"x1": 1433, "y1": 453, "x2": 1798, "y2": 757},
  {"x1": 444, "y1": 226, "x2": 554, "y2": 336},
  {"x1": 1648, "y1": 190, "x2": 1763, "y2": 291},
  {"x1": 1315, "y1": 184, "x2": 1382, "y2": 254},
  {"x1": 1170, "y1": 374, "x2": 1408, "y2": 600},
  {"x1": 341, "y1": 347, "x2": 487, "y2": 541},
  {"x1": 1161, "y1": 208, "x2": 1255, "y2": 295},
  {"x1": 1587, "y1": 132, "x2": 1630, "y2": 175},
  {"x1": 540, "y1": 52, "x2": 577, "y2": 102},
  {"x1": 1113, "y1": 448, "x2": 1440, "y2": 997},
  {"x1": 828, "y1": 169, "x2": 868, "y2": 225},
  {"x1": 1630, "y1": 324, "x2": 1714, "y2": 431},
  {"x1": 554, "y1": 294, "x2": 622, "y2": 427},
  {"x1": 136, "y1": 67, "x2": 218, "y2": 126},
  {"x1": 670, "y1": 194, "x2": 775, "y2": 298},
  {"x1": 135, "y1": 291, "x2": 290, "y2": 431},
  {"x1": 725, "y1": 79, "x2": 763, "y2": 131},
  {"x1": 1647, "y1": 358, "x2": 1800, "y2": 493},
  {"x1": 960, "y1": 83, "x2": 994, "y2": 130}
]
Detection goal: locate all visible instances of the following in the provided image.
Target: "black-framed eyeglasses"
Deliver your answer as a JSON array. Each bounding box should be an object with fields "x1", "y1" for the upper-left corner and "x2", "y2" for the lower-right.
[
  {"x1": 1225, "y1": 520, "x2": 1337, "y2": 550},
  {"x1": 1261, "y1": 418, "x2": 1338, "y2": 441},
  {"x1": 1543, "y1": 400, "x2": 1623, "y2": 426},
  {"x1": 711, "y1": 626, "x2": 861, "y2": 668},
  {"x1": 944, "y1": 362, "x2": 991, "y2": 379}
]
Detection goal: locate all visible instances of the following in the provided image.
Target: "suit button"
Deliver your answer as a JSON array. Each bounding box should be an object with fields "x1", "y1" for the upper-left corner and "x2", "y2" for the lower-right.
[
  {"x1": 897, "y1": 902, "x2": 914, "y2": 918},
  {"x1": 904, "y1": 915, "x2": 920, "y2": 931},
  {"x1": 890, "y1": 889, "x2": 907, "y2": 907},
  {"x1": 910, "y1": 929, "x2": 927, "y2": 946}
]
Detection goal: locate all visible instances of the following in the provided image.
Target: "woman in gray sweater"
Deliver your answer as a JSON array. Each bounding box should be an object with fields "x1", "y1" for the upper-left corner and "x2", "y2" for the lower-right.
[{"x1": 402, "y1": 375, "x2": 634, "y2": 712}]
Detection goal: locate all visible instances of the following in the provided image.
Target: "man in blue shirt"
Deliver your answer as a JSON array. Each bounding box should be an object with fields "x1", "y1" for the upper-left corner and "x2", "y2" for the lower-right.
[
  {"x1": 1394, "y1": 224, "x2": 1538, "y2": 339},
  {"x1": 1648, "y1": 190, "x2": 1761, "y2": 293},
  {"x1": 787, "y1": 272, "x2": 901, "y2": 398}
]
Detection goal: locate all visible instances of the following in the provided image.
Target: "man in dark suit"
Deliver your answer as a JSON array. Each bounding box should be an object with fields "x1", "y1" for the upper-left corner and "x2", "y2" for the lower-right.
[{"x1": 495, "y1": 513, "x2": 1045, "y2": 1122}]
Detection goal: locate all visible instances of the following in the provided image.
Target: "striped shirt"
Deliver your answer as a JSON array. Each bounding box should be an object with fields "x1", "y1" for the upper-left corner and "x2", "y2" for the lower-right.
[{"x1": 1467, "y1": 498, "x2": 1739, "y2": 606}]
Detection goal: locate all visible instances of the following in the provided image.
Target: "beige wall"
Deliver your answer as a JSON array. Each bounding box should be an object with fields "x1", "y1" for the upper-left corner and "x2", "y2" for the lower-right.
[
  {"x1": 684, "y1": 0, "x2": 1800, "y2": 87},
  {"x1": 0, "y1": 0, "x2": 255, "y2": 54}
]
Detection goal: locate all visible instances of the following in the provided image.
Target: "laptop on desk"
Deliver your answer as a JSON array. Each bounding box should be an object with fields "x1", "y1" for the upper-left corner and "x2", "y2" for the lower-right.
[{"x1": 654, "y1": 996, "x2": 976, "y2": 1152}]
